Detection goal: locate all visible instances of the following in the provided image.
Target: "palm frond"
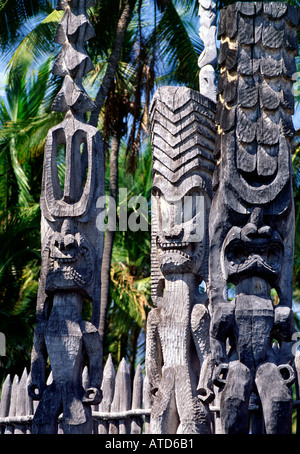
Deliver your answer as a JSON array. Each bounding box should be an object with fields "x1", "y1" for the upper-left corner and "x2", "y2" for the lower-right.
[
  {"x1": 0, "y1": 0, "x2": 54, "y2": 50},
  {"x1": 6, "y1": 10, "x2": 62, "y2": 72},
  {"x1": 110, "y1": 262, "x2": 150, "y2": 328},
  {"x1": 155, "y1": 1, "x2": 201, "y2": 89}
]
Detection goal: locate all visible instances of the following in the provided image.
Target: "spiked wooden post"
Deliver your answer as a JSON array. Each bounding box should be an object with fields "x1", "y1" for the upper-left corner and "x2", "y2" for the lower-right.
[{"x1": 198, "y1": 0, "x2": 217, "y2": 101}]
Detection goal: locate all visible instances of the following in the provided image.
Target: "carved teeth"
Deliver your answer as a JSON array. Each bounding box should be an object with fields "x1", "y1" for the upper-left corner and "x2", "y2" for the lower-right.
[
  {"x1": 159, "y1": 242, "x2": 189, "y2": 248},
  {"x1": 47, "y1": 240, "x2": 93, "y2": 288}
]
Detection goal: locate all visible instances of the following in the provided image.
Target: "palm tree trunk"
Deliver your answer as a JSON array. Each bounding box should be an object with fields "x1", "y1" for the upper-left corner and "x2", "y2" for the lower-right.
[
  {"x1": 89, "y1": 0, "x2": 137, "y2": 127},
  {"x1": 99, "y1": 128, "x2": 121, "y2": 343},
  {"x1": 90, "y1": 0, "x2": 137, "y2": 342}
]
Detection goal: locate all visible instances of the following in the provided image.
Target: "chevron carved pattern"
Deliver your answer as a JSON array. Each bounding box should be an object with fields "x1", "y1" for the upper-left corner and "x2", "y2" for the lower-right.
[
  {"x1": 150, "y1": 86, "x2": 216, "y2": 185},
  {"x1": 215, "y1": 1, "x2": 300, "y2": 205},
  {"x1": 147, "y1": 86, "x2": 216, "y2": 433}
]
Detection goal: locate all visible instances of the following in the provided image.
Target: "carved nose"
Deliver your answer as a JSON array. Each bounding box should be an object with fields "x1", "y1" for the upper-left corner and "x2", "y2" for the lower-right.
[
  {"x1": 163, "y1": 227, "x2": 184, "y2": 242},
  {"x1": 61, "y1": 219, "x2": 74, "y2": 236},
  {"x1": 64, "y1": 234, "x2": 76, "y2": 249},
  {"x1": 60, "y1": 219, "x2": 76, "y2": 250},
  {"x1": 241, "y1": 223, "x2": 272, "y2": 241}
]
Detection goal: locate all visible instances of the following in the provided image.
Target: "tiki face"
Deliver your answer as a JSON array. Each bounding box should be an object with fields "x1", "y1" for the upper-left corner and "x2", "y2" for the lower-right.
[
  {"x1": 221, "y1": 223, "x2": 284, "y2": 286},
  {"x1": 35, "y1": 0, "x2": 104, "y2": 324},
  {"x1": 153, "y1": 176, "x2": 207, "y2": 275},
  {"x1": 149, "y1": 85, "x2": 216, "y2": 303},
  {"x1": 39, "y1": 117, "x2": 104, "y2": 312},
  {"x1": 45, "y1": 219, "x2": 94, "y2": 296}
]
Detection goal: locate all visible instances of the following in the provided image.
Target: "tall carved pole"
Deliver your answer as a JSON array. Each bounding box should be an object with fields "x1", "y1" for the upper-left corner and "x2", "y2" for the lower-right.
[
  {"x1": 27, "y1": 0, "x2": 104, "y2": 434},
  {"x1": 198, "y1": 0, "x2": 217, "y2": 102},
  {"x1": 146, "y1": 86, "x2": 216, "y2": 433},
  {"x1": 209, "y1": 2, "x2": 300, "y2": 434}
]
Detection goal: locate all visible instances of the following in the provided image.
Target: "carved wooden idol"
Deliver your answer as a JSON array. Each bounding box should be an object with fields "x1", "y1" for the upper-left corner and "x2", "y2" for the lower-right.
[
  {"x1": 209, "y1": 2, "x2": 300, "y2": 434},
  {"x1": 146, "y1": 86, "x2": 216, "y2": 434},
  {"x1": 198, "y1": 0, "x2": 217, "y2": 102},
  {"x1": 27, "y1": 0, "x2": 104, "y2": 434}
]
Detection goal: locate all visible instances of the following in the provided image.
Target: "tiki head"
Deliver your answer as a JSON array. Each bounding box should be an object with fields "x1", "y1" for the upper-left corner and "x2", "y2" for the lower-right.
[
  {"x1": 150, "y1": 86, "x2": 216, "y2": 301},
  {"x1": 221, "y1": 224, "x2": 284, "y2": 288},
  {"x1": 153, "y1": 176, "x2": 208, "y2": 276},
  {"x1": 45, "y1": 219, "x2": 94, "y2": 296},
  {"x1": 36, "y1": 0, "x2": 104, "y2": 325}
]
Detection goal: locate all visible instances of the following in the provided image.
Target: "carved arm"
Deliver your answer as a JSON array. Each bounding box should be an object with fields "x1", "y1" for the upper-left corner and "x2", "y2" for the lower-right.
[
  {"x1": 272, "y1": 306, "x2": 296, "y2": 368},
  {"x1": 145, "y1": 308, "x2": 163, "y2": 396},
  {"x1": 210, "y1": 302, "x2": 235, "y2": 365},
  {"x1": 210, "y1": 302, "x2": 235, "y2": 388},
  {"x1": 82, "y1": 322, "x2": 103, "y2": 405},
  {"x1": 191, "y1": 301, "x2": 214, "y2": 403},
  {"x1": 27, "y1": 322, "x2": 48, "y2": 400}
]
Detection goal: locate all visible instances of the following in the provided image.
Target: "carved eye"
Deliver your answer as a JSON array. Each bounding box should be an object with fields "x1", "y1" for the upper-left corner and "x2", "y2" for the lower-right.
[
  {"x1": 152, "y1": 188, "x2": 161, "y2": 197},
  {"x1": 182, "y1": 190, "x2": 204, "y2": 222}
]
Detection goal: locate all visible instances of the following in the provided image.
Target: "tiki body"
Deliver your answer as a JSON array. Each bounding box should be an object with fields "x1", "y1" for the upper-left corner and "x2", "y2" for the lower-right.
[
  {"x1": 28, "y1": 1, "x2": 104, "y2": 434},
  {"x1": 209, "y1": 2, "x2": 299, "y2": 433},
  {"x1": 146, "y1": 87, "x2": 216, "y2": 434}
]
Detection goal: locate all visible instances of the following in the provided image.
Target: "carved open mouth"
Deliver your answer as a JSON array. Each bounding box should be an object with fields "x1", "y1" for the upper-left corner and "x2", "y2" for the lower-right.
[
  {"x1": 223, "y1": 235, "x2": 283, "y2": 284},
  {"x1": 159, "y1": 241, "x2": 189, "y2": 249},
  {"x1": 156, "y1": 237, "x2": 203, "y2": 261},
  {"x1": 239, "y1": 170, "x2": 277, "y2": 188},
  {"x1": 46, "y1": 236, "x2": 93, "y2": 292},
  {"x1": 50, "y1": 248, "x2": 92, "y2": 284},
  {"x1": 226, "y1": 243, "x2": 282, "y2": 270}
]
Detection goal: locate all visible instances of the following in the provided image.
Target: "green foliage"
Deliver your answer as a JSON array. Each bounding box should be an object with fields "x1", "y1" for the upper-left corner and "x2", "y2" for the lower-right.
[
  {"x1": 154, "y1": 0, "x2": 202, "y2": 89},
  {"x1": 0, "y1": 0, "x2": 54, "y2": 50},
  {"x1": 104, "y1": 143, "x2": 152, "y2": 368},
  {"x1": 0, "y1": 0, "x2": 300, "y2": 382},
  {"x1": 0, "y1": 53, "x2": 62, "y2": 383}
]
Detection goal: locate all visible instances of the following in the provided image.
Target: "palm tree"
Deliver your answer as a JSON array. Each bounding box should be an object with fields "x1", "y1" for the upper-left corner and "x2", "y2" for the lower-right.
[
  {"x1": 0, "y1": 0, "x2": 55, "y2": 52},
  {"x1": 2, "y1": 0, "x2": 299, "y2": 379},
  {"x1": 0, "y1": 0, "x2": 205, "y2": 377},
  {"x1": 0, "y1": 55, "x2": 62, "y2": 383},
  {"x1": 94, "y1": 0, "x2": 205, "y2": 345},
  {"x1": 104, "y1": 141, "x2": 152, "y2": 377}
]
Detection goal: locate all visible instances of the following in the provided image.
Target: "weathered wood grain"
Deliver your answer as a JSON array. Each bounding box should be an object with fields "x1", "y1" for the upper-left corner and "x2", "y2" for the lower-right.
[
  {"x1": 0, "y1": 374, "x2": 11, "y2": 434},
  {"x1": 209, "y1": 1, "x2": 299, "y2": 434},
  {"x1": 147, "y1": 85, "x2": 216, "y2": 434},
  {"x1": 198, "y1": 0, "x2": 217, "y2": 100},
  {"x1": 27, "y1": 0, "x2": 104, "y2": 434}
]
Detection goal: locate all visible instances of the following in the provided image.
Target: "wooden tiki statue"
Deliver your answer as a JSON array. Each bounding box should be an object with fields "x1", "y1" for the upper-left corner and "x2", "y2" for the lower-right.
[
  {"x1": 209, "y1": 2, "x2": 300, "y2": 434},
  {"x1": 27, "y1": 0, "x2": 104, "y2": 434},
  {"x1": 146, "y1": 86, "x2": 216, "y2": 433}
]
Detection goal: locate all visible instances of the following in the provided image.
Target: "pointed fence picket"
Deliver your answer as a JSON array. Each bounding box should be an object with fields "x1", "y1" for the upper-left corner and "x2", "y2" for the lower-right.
[
  {"x1": 0, "y1": 374, "x2": 11, "y2": 434},
  {"x1": 0, "y1": 356, "x2": 151, "y2": 434},
  {"x1": 2, "y1": 354, "x2": 300, "y2": 434}
]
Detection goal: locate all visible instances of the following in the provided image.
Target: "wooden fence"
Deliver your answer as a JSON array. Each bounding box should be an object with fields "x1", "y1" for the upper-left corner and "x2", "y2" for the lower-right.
[
  {"x1": 0, "y1": 355, "x2": 151, "y2": 434},
  {"x1": 1, "y1": 353, "x2": 300, "y2": 434}
]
